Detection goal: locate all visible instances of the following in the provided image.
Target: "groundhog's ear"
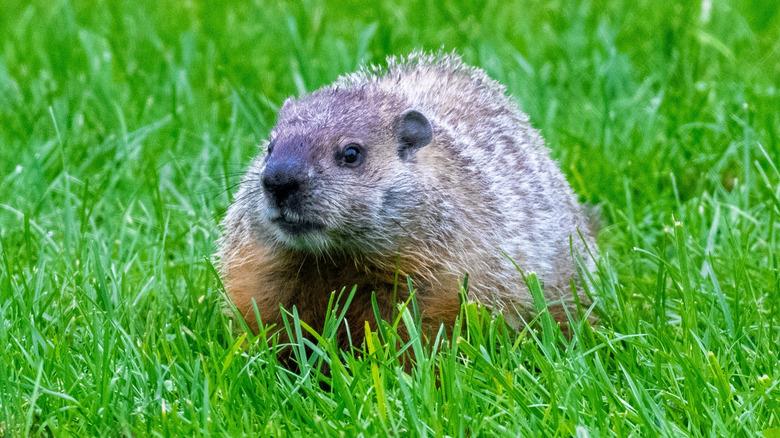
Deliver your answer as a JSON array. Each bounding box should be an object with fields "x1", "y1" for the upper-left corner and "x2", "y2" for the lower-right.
[{"x1": 396, "y1": 109, "x2": 433, "y2": 159}]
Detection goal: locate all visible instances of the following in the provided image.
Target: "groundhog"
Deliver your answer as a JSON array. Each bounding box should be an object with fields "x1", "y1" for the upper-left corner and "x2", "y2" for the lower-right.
[{"x1": 218, "y1": 51, "x2": 597, "y2": 346}]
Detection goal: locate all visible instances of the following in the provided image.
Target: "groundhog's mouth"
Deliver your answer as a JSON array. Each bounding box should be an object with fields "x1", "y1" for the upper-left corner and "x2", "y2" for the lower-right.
[{"x1": 272, "y1": 217, "x2": 325, "y2": 235}]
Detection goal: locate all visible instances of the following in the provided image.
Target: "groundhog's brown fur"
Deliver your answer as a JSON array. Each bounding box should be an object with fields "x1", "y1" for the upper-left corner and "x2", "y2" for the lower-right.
[{"x1": 218, "y1": 52, "x2": 597, "y2": 344}]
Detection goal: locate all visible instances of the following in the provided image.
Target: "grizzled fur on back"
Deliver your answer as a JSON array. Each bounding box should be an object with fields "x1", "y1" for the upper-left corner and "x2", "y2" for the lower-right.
[{"x1": 218, "y1": 51, "x2": 597, "y2": 339}]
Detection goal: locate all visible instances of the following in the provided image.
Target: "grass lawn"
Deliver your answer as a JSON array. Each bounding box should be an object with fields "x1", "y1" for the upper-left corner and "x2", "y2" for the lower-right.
[{"x1": 1, "y1": 0, "x2": 779, "y2": 435}]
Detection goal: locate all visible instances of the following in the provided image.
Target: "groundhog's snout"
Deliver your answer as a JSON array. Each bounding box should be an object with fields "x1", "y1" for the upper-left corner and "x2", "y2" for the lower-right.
[{"x1": 261, "y1": 158, "x2": 308, "y2": 210}]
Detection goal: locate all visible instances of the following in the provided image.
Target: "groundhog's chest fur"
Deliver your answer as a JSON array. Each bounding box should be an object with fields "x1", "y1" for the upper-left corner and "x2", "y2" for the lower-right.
[
  {"x1": 217, "y1": 52, "x2": 597, "y2": 344},
  {"x1": 222, "y1": 241, "x2": 461, "y2": 345}
]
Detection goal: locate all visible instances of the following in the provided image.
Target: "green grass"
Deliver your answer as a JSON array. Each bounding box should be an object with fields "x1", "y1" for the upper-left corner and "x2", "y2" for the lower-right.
[{"x1": 1, "y1": 0, "x2": 779, "y2": 435}]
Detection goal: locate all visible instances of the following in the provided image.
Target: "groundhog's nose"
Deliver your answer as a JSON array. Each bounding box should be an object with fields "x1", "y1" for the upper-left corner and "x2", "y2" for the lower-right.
[{"x1": 262, "y1": 159, "x2": 306, "y2": 207}]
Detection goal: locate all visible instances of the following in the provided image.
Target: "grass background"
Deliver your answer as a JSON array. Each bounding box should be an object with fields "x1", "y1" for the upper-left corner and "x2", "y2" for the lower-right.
[{"x1": 1, "y1": 0, "x2": 779, "y2": 435}]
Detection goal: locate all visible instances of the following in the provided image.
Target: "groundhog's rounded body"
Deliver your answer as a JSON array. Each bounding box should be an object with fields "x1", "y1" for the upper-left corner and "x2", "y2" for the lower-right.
[{"x1": 218, "y1": 52, "x2": 596, "y2": 342}]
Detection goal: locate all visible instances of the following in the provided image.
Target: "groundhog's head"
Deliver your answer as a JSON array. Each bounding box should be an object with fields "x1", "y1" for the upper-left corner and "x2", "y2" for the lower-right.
[{"x1": 245, "y1": 87, "x2": 434, "y2": 253}]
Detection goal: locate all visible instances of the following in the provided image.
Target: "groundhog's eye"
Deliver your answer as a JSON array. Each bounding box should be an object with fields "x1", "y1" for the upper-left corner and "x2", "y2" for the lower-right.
[{"x1": 342, "y1": 143, "x2": 363, "y2": 167}]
